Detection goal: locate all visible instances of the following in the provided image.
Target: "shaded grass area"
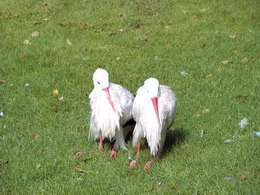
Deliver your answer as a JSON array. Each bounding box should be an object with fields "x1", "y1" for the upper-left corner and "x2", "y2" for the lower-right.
[{"x1": 1, "y1": 0, "x2": 259, "y2": 194}]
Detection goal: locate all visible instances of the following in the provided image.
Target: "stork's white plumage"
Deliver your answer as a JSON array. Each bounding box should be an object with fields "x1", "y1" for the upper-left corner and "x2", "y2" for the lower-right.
[
  {"x1": 130, "y1": 78, "x2": 177, "y2": 170},
  {"x1": 88, "y1": 68, "x2": 134, "y2": 158}
]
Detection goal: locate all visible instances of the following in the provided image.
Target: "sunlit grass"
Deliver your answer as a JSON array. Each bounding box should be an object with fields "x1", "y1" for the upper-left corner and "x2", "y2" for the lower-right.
[{"x1": 1, "y1": 0, "x2": 259, "y2": 194}]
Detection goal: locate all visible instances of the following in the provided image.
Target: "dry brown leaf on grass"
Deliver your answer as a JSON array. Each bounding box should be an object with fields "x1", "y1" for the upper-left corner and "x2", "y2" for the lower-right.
[
  {"x1": 204, "y1": 74, "x2": 212, "y2": 78},
  {"x1": 109, "y1": 186, "x2": 118, "y2": 191},
  {"x1": 0, "y1": 161, "x2": 9, "y2": 166},
  {"x1": 75, "y1": 167, "x2": 90, "y2": 173},
  {"x1": 201, "y1": 43, "x2": 207, "y2": 48},
  {"x1": 229, "y1": 35, "x2": 237, "y2": 39},
  {"x1": 0, "y1": 80, "x2": 6, "y2": 84},
  {"x1": 129, "y1": 73, "x2": 138, "y2": 78},
  {"x1": 240, "y1": 175, "x2": 246, "y2": 181},
  {"x1": 18, "y1": 53, "x2": 25, "y2": 59},
  {"x1": 53, "y1": 89, "x2": 59, "y2": 96},
  {"x1": 98, "y1": 64, "x2": 106, "y2": 68},
  {"x1": 217, "y1": 66, "x2": 223, "y2": 71},
  {"x1": 184, "y1": 83, "x2": 191, "y2": 88},
  {"x1": 23, "y1": 40, "x2": 31, "y2": 45},
  {"x1": 222, "y1": 60, "x2": 229, "y2": 65},
  {"x1": 32, "y1": 134, "x2": 39, "y2": 139},
  {"x1": 53, "y1": 104, "x2": 59, "y2": 109},
  {"x1": 202, "y1": 108, "x2": 210, "y2": 113},
  {"x1": 165, "y1": 25, "x2": 170, "y2": 30},
  {"x1": 0, "y1": 10, "x2": 9, "y2": 13},
  {"x1": 81, "y1": 48, "x2": 88, "y2": 52},
  {"x1": 118, "y1": 13, "x2": 126, "y2": 18},
  {"x1": 241, "y1": 57, "x2": 249, "y2": 64},
  {"x1": 195, "y1": 113, "x2": 201, "y2": 117},
  {"x1": 70, "y1": 151, "x2": 84, "y2": 159},
  {"x1": 165, "y1": 44, "x2": 172, "y2": 48},
  {"x1": 170, "y1": 187, "x2": 178, "y2": 192},
  {"x1": 195, "y1": 108, "x2": 210, "y2": 117},
  {"x1": 235, "y1": 95, "x2": 247, "y2": 101},
  {"x1": 66, "y1": 39, "x2": 72, "y2": 46},
  {"x1": 192, "y1": 14, "x2": 203, "y2": 19},
  {"x1": 139, "y1": 38, "x2": 148, "y2": 42}
]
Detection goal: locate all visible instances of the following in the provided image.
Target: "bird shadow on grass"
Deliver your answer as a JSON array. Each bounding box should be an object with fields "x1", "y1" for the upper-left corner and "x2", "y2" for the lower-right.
[
  {"x1": 161, "y1": 128, "x2": 189, "y2": 158},
  {"x1": 123, "y1": 127, "x2": 188, "y2": 159}
]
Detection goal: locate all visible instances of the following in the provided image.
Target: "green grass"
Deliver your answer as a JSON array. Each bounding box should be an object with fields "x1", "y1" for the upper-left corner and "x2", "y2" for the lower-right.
[{"x1": 1, "y1": 0, "x2": 259, "y2": 194}]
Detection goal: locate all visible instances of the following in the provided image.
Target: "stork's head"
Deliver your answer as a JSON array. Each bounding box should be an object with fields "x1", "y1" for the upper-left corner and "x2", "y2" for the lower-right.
[
  {"x1": 144, "y1": 78, "x2": 160, "y2": 124},
  {"x1": 93, "y1": 68, "x2": 109, "y2": 89},
  {"x1": 92, "y1": 68, "x2": 115, "y2": 111}
]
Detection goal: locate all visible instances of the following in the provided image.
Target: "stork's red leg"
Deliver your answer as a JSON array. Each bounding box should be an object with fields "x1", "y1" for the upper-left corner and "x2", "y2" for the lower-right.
[
  {"x1": 99, "y1": 136, "x2": 103, "y2": 149},
  {"x1": 136, "y1": 141, "x2": 141, "y2": 157}
]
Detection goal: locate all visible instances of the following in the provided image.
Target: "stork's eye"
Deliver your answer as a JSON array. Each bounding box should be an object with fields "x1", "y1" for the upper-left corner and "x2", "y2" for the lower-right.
[{"x1": 95, "y1": 79, "x2": 100, "y2": 85}]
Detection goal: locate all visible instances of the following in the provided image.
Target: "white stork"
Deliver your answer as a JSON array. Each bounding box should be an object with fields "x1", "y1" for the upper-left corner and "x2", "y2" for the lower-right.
[
  {"x1": 129, "y1": 78, "x2": 177, "y2": 170},
  {"x1": 88, "y1": 68, "x2": 134, "y2": 158}
]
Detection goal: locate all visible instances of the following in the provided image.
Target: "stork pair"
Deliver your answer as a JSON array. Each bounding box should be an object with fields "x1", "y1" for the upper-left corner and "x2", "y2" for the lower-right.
[{"x1": 88, "y1": 68, "x2": 177, "y2": 170}]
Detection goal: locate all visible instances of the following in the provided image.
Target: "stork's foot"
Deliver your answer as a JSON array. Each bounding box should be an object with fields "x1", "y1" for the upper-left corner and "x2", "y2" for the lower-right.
[
  {"x1": 109, "y1": 149, "x2": 117, "y2": 159},
  {"x1": 143, "y1": 161, "x2": 153, "y2": 171},
  {"x1": 129, "y1": 160, "x2": 136, "y2": 169}
]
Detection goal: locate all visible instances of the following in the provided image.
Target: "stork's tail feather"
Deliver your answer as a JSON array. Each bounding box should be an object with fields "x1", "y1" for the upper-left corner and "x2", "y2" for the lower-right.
[
  {"x1": 145, "y1": 123, "x2": 163, "y2": 156},
  {"x1": 113, "y1": 127, "x2": 128, "y2": 150},
  {"x1": 88, "y1": 121, "x2": 99, "y2": 141}
]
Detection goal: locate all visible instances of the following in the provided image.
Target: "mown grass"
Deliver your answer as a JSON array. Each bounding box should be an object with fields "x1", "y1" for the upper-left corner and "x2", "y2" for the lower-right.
[{"x1": 1, "y1": 0, "x2": 259, "y2": 194}]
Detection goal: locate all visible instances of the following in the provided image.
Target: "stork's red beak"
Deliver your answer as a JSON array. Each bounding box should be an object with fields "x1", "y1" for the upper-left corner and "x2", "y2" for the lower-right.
[
  {"x1": 151, "y1": 97, "x2": 160, "y2": 125},
  {"x1": 102, "y1": 88, "x2": 116, "y2": 112}
]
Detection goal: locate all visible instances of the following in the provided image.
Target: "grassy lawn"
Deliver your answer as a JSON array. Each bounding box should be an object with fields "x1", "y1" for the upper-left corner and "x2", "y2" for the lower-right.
[{"x1": 1, "y1": 0, "x2": 259, "y2": 194}]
